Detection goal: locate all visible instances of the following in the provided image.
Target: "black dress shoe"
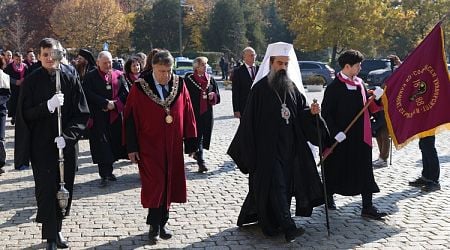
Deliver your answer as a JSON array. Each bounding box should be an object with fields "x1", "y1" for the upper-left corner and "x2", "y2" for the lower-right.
[
  {"x1": 409, "y1": 177, "x2": 429, "y2": 187},
  {"x1": 285, "y1": 227, "x2": 305, "y2": 242},
  {"x1": 262, "y1": 227, "x2": 282, "y2": 237},
  {"x1": 99, "y1": 178, "x2": 108, "y2": 188},
  {"x1": 361, "y1": 206, "x2": 388, "y2": 220},
  {"x1": 56, "y1": 232, "x2": 69, "y2": 248},
  {"x1": 107, "y1": 174, "x2": 117, "y2": 181},
  {"x1": 46, "y1": 240, "x2": 57, "y2": 250},
  {"x1": 149, "y1": 225, "x2": 160, "y2": 242},
  {"x1": 421, "y1": 182, "x2": 441, "y2": 192},
  {"x1": 159, "y1": 226, "x2": 173, "y2": 239},
  {"x1": 198, "y1": 164, "x2": 208, "y2": 173}
]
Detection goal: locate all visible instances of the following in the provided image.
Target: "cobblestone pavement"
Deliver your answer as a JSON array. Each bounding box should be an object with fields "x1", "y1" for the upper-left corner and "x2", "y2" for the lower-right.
[{"x1": 1, "y1": 85, "x2": 449, "y2": 249}]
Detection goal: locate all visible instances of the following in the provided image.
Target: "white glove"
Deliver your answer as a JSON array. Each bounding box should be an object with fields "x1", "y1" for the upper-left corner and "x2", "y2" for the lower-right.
[
  {"x1": 54, "y1": 136, "x2": 66, "y2": 149},
  {"x1": 47, "y1": 93, "x2": 64, "y2": 113},
  {"x1": 335, "y1": 131, "x2": 346, "y2": 143},
  {"x1": 374, "y1": 86, "x2": 384, "y2": 100}
]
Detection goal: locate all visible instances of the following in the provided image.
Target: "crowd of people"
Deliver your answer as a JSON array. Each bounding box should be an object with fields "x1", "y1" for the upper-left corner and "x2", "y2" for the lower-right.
[{"x1": 0, "y1": 37, "x2": 443, "y2": 249}]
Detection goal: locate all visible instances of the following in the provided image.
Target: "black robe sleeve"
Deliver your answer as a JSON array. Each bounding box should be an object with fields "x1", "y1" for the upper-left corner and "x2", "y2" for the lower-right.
[
  {"x1": 125, "y1": 114, "x2": 139, "y2": 153},
  {"x1": 210, "y1": 77, "x2": 221, "y2": 104},
  {"x1": 227, "y1": 89, "x2": 258, "y2": 174},
  {"x1": 60, "y1": 69, "x2": 90, "y2": 147},
  {"x1": 296, "y1": 93, "x2": 329, "y2": 146}
]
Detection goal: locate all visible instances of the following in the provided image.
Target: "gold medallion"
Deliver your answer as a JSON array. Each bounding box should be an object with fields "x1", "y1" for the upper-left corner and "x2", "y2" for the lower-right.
[{"x1": 165, "y1": 115, "x2": 173, "y2": 124}]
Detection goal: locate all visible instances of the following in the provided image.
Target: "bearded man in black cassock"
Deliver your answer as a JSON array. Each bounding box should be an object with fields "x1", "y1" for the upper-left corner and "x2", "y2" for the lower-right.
[
  {"x1": 14, "y1": 38, "x2": 90, "y2": 249},
  {"x1": 228, "y1": 42, "x2": 327, "y2": 243}
]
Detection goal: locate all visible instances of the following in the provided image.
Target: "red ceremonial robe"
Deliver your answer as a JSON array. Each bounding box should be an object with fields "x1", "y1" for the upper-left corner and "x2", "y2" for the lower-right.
[{"x1": 124, "y1": 73, "x2": 197, "y2": 209}]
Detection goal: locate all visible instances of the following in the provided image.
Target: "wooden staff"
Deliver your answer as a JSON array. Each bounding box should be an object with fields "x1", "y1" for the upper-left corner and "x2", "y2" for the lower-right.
[{"x1": 318, "y1": 95, "x2": 376, "y2": 166}]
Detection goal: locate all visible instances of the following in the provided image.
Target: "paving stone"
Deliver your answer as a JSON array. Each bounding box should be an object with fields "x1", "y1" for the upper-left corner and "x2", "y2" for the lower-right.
[{"x1": 1, "y1": 85, "x2": 449, "y2": 249}]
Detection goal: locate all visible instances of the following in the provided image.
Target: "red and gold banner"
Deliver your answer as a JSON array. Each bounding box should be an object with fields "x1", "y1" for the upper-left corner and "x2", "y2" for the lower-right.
[{"x1": 383, "y1": 22, "x2": 450, "y2": 149}]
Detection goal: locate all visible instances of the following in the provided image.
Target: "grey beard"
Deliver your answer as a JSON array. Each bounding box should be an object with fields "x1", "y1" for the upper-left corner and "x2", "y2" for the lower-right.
[{"x1": 268, "y1": 69, "x2": 296, "y2": 103}]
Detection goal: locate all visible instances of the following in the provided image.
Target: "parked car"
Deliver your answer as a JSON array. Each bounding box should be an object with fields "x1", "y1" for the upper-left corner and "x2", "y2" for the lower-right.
[
  {"x1": 298, "y1": 61, "x2": 335, "y2": 86},
  {"x1": 359, "y1": 59, "x2": 391, "y2": 82},
  {"x1": 174, "y1": 57, "x2": 213, "y2": 76},
  {"x1": 366, "y1": 68, "x2": 394, "y2": 88}
]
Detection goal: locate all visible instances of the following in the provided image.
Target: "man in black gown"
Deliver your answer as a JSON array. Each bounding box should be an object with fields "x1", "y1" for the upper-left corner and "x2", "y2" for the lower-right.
[
  {"x1": 321, "y1": 49, "x2": 387, "y2": 220},
  {"x1": 228, "y1": 42, "x2": 327, "y2": 242},
  {"x1": 14, "y1": 38, "x2": 90, "y2": 249}
]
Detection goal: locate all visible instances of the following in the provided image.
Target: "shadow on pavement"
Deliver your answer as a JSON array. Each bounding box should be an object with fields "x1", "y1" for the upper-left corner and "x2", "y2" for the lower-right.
[
  {"x1": 185, "y1": 160, "x2": 237, "y2": 181},
  {"x1": 0, "y1": 172, "x2": 141, "y2": 230}
]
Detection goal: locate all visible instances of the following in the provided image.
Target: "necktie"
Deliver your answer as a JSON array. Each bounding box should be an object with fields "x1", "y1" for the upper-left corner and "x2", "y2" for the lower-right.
[
  {"x1": 250, "y1": 66, "x2": 255, "y2": 80},
  {"x1": 160, "y1": 84, "x2": 169, "y2": 99}
]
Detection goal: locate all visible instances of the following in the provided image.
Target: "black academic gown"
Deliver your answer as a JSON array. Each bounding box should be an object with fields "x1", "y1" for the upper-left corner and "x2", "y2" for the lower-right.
[
  {"x1": 227, "y1": 76, "x2": 326, "y2": 232},
  {"x1": 321, "y1": 77, "x2": 380, "y2": 196},
  {"x1": 5, "y1": 63, "x2": 27, "y2": 119},
  {"x1": 184, "y1": 73, "x2": 220, "y2": 150},
  {"x1": 82, "y1": 69, "x2": 129, "y2": 164},
  {"x1": 14, "y1": 65, "x2": 90, "y2": 239}
]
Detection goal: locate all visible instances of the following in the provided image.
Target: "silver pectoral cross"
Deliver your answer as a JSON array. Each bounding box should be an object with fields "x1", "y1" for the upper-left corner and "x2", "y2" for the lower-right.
[{"x1": 281, "y1": 103, "x2": 290, "y2": 124}]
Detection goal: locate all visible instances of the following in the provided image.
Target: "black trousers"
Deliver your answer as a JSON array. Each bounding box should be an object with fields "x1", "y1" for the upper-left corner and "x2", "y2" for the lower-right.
[
  {"x1": 146, "y1": 206, "x2": 169, "y2": 228},
  {"x1": 146, "y1": 188, "x2": 169, "y2": 227},
  {"x1": 419, "y1": 136, "x2": 440, "y2": 183},
  {"x1": 98, "y1": 163, "x2": 113, "y2": 178}
]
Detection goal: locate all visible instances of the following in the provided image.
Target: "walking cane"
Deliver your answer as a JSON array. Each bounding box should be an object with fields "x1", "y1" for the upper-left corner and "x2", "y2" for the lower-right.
[
  {"x1": 318, "y1": 95, "x2": 376, "y2": 166},
  {"x1": 52, "y1": 48, "x2": 70, "y2": 215},
  {"x1": 313, "y1": 99, "x2": 331, "y2": 236},
  {"x1": 389, "y1": 137, "x2": 393, "y2": 165}
]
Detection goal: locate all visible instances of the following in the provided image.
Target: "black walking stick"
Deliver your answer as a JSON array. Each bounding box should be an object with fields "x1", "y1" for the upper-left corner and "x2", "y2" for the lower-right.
[
  {"x1": 389, "y1": 137, "x2": 393, "y2": 165},
  {"x1": 313, "y1": 99, "x2": 330, "y2": 236}
]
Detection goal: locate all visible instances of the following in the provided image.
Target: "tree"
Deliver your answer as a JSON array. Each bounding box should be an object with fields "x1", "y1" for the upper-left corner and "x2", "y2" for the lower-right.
[
  {"x1": 205, "y1": 0, "x2": 247, "y2": 58},
  {"x1": 240, "y1": 0, "x2": 266, "y2": 54},
  {"x1": 4, "y1": 14, "x2": 35, "y2": 52},
  {"x1": 131, "y1": 0, "x2": 180, "y2": 53},
  {"x1": 50, "y1": 0, "x2": 129, "y2": 54},
  {"x1": 119, "y1": 0, "x2": 156, "y2": 13},
  {"x1": 387, "y1": 0, "x2": 449, "y2": 59},
  {"x1": 277, "y1": 0, "x2": 390, "y2": 67},
  {"x1": 18, "y1": 0, "x2": 59, "y2": 50},
  {"x1": 263, "y1": 1, "x2": 293, "y2": 44},
  {"x1": 183, "y1": 0, "x2": 215, "y2": 52},
  {"x1": 131, "y1": 5, "x2": 154, "y2": 53}
]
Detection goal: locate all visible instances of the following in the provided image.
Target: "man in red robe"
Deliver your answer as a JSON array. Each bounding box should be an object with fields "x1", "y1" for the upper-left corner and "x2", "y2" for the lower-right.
[{"x1": 124, "y1": 50, "x2": 197, "y2": 244}]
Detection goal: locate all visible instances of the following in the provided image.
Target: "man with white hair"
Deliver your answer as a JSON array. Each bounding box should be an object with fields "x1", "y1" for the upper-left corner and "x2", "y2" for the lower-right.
[
  {"x1": 82, "y1": 51, "x2": 129, "y2": 187},
  {"x1": 227, "y1": 42, "x2": 327, "y2": 242},
  {"x1": 231, "y1": 47, "x2": 258, "y2": 119}
]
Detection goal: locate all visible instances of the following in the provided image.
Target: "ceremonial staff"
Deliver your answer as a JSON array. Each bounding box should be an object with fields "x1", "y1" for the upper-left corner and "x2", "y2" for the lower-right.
[
  {"x1": 52, "y1": 48, "x2": 70, "y2": 215},
  {"x1": 313, "y1": 99, "x2": 331, "y2": 236}
]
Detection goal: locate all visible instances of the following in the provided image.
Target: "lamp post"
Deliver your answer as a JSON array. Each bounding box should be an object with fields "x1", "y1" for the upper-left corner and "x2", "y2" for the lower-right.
[{"x1": 179, "y1": 0, "x2": 194, "y2": 57}]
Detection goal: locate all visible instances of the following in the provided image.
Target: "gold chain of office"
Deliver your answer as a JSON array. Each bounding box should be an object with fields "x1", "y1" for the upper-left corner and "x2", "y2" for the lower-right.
[{"x1": 136, "y1": 75, "x2": 180, "y2": 123}]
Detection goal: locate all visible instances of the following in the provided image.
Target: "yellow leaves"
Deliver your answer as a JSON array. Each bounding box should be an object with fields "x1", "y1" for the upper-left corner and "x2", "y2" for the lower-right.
[
  {"x1": 50, "y1": 0, "x2": 129, "y2": 53},
  {"x1": 277, "y1": 0, "x2": 391, "y2": 56}
]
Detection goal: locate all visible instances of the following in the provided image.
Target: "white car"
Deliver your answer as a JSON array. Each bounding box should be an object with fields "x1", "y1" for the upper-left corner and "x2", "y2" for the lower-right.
[{"x1": 174, "y1": 57, "x2": 213, "y2": 76}]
